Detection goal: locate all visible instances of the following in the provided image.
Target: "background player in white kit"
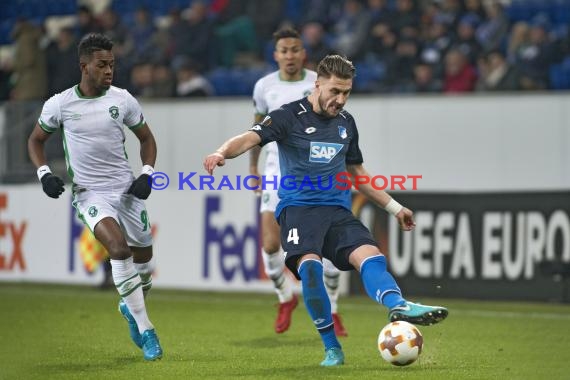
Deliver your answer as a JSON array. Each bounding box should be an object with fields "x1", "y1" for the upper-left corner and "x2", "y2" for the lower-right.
[
  {"x1": 27, "y1": 34, "x2": 163, "y2": 361},
  {"x1": 249, "y1": 28, "x2": 348, "y2": 336}
]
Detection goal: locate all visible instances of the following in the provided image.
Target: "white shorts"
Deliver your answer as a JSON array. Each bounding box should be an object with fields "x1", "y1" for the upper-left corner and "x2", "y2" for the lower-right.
[{"x1": 73, "y1": 190, "x2": 153, "y2": 247}]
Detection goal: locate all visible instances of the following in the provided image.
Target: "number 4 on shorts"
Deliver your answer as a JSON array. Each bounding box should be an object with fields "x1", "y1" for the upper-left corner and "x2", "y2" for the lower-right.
[{"x1": 287, "y1": 228, "x2": 299, "y2": 245}]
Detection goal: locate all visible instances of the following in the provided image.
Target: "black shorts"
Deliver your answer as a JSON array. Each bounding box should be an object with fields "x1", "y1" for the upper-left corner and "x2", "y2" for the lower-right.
[{"x1": 278, "y1": 205, "x2": 378, "y2": 279}]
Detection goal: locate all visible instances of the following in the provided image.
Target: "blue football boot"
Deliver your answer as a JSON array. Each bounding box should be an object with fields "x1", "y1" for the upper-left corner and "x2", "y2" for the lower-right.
[
  {"x1": 141, "y1": 329, "x2": 163, "y2": 361},
  {"x1": 320, "y1": 347, "x2": 345, "y2": 367},
  {"x1": 118, "y1": 300, "x2": 143, "y2": 348},
  {"x1": 389, "y1": 301, "x2": 448, "y2": 326}
]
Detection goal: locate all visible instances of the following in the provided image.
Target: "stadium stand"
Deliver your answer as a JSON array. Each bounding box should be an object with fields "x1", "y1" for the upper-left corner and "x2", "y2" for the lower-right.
[{"x1": 1, "y1": 0, "x2": 570, "y2": 98}]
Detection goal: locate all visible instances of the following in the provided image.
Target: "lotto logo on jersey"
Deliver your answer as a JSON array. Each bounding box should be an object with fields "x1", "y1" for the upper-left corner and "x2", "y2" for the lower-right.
[{"x1": 309, "y1": 142, "x2": 343, "y2": 163}]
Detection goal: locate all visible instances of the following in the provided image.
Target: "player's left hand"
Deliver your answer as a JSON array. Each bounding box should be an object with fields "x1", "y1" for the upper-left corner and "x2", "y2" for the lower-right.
[
  {"x1": 41, "y1": 173, "x2": 65, "y2": 198},
  {"x1": 396, "y1": 207, "x2": 415, "y2": 231},
  {"x1": 128, "y1": 174, "x2": 152, "y2": 199},
  {"x1": 203, "y1": 152, "x2": 225, "y2": 175}
]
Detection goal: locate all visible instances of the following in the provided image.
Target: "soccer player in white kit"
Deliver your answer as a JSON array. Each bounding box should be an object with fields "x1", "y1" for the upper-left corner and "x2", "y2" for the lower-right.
[
  {"x1": 27, "y1": 34, "x2": 163, "y2": 361},
  {"x1": 249, "y1": 28, "x2": 348, "y2": 336}
]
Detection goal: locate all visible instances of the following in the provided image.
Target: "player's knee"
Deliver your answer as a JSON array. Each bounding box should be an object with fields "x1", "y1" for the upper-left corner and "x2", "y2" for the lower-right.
[
  {"x1": 106, "y1": 242, "x2": 131, "y2": 260},
  {"x1": 263, "y1": 239, "x2": 281, "y2": 255}
]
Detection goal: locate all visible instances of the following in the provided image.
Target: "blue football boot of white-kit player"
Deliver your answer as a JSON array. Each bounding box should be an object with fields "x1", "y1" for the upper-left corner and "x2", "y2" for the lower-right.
[
  {"x1": 118, "y1": 299, "x2": 142, "y2": 348},
  {"x1": 389, "y1": 301, "x2": 448, "y2": 326},
  {"x1": 320, "y1": 346, "x2": 345, "y2": 367},
  {"x1": 141, "y1": 329, "x2": 163, "y2": 361}
]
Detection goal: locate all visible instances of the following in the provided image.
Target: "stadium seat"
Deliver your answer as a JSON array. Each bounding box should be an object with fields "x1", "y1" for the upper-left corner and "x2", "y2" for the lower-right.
[
  {"x1": 263, "y1": 40, "x2": 276, "y2": 65},
  {"x1": 353, "y1": 62, "x2": 386, "y2": 93},
  {"x1": 553, "y1": 0, "x2": 570, "y2": 24},
  {"x1": 550, "y1": 58, "x2": 570, "y2": 90},
  {"x1": 0, "y1": 20, "x2": 15, "y2": 44},
  {"x1": 561, "y1": 56, "x2": 570, "y2": 71},
  {"x1": 207, "y1": 68, "x2": 235, "y2": 96},
  {"x1": 527, "y1": 0, "x2": 543, "y2": 18},
  {"x1": 549, "y1": 64, "x2": 564, "y2": 90},
  {"x1": 285, "y1": 0, "x2": 303, "y2": 24},
  {"x1": 551, "y1": 24, "x2": 568, "y2": 41},
  {"x1": 505, "y1": 0, "x2": 524, "y2": 23},
  {"x1": 507, "y1": 0, "x2": 542, "y2": 23},
  {"x1": 230, "y1": 68, "x2": 262, "y2": 96},
  {"x1": 111, "y1": 0, "x2": 207, "y2": 17},
  {"x1": 559, "y1": 63, "x2": 570, "y2": 90}
]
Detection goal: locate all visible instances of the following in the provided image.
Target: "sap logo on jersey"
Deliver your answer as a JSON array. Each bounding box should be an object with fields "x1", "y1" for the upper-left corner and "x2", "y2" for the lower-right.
[{"x1": 309, "y1": 142, "x2": 343, "y2": 163}]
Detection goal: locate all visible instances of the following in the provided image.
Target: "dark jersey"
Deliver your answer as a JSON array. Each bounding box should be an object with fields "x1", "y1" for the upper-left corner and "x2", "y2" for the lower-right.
[{"x1": 250, "y1": 97, "x2": 363, "y2": 218}]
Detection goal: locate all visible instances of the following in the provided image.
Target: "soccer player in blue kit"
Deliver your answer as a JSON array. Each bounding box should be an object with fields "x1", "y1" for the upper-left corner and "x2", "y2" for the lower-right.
[{"x1": 204, "y1": 55, "x2": 448, "y2": 367}]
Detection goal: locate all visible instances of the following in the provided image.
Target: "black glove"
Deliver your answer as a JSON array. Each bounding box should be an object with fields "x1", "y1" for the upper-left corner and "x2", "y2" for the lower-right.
[
  {"x1": 128, "y1": 174, "x2": 152, "y2": 199},
  {"x1": 40, "y1": 173, "x2": 65, "y2": 198}
]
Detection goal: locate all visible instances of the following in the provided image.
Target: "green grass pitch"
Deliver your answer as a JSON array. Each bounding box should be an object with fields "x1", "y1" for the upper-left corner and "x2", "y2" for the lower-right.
[{"x1": 1, "y1": 283, "x2": 569, "y2": 379}]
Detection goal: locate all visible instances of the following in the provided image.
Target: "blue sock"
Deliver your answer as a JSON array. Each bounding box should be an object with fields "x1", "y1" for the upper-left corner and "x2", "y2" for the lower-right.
[
  {"x1": 360, "y1": 255, "x2": 406, "y2": 309},
  {"x1": 298, "y1": 259, "x2": 340, "y2": 350}
]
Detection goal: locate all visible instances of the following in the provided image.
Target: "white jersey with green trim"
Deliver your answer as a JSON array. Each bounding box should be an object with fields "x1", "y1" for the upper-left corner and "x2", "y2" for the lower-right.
[
  {"x1": 253, "y1": 69, "x2": 316, "y2": 177},
  {"x1": 38, "y1": 85, "x2": 145, "y2": 193}
]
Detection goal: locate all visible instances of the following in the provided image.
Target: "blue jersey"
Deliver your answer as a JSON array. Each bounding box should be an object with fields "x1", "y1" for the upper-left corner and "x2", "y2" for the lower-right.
[{"x1": 250, "y1": 97, "x2": 363, "y2": 218}]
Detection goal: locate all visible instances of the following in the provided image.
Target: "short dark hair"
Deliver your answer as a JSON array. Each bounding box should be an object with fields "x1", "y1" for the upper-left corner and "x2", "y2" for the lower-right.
[
  {"x1": 78, "y1": 33, "x2": 113, "y2": 59},
  {"x1": 316, "y1": 55, "x2": 355, "y2": 80},
  {"x1": 273, "y1": 27, "x2": 301, "y2": 45},
  {"x1": 485, "y1": 49, "x2": 505, "y2": 60}
]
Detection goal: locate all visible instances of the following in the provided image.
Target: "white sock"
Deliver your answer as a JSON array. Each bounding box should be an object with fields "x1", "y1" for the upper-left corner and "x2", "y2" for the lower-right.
[
  {"x1": 134, "y1": 259, "x2": 154, "y2": 298},
  {"x1": 111, "y1": 257, "x2": 154, "y2": 333},
  {"x1": 262, "y1": 248, "x2": 293, "y2": 303},
  {"x1": 323, "y1": 258, "x2": 340, "y2": 314}
]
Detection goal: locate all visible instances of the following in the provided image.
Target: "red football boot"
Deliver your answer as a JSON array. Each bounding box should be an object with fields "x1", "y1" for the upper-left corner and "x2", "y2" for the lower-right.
[
  {"x1": 333, "y1": 313, "x2": 348, "y2": 337},
  {"x1": 275, "y1": 294, "x2": 298, "y2": 333}
]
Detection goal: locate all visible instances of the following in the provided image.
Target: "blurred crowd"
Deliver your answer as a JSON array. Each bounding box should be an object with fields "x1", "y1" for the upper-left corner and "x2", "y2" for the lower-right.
[{"x1": 1, "y1": 0, "x2": 570, "y2": 101}]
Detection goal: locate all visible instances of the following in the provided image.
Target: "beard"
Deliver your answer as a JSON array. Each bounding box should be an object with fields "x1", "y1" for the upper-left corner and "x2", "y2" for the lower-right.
[
  {"x1": 318, "y1": 95, "x2": 341, "y2": 118},
  {"x1": 92, "y1": 74, "x2": 111, "y2": 91}
]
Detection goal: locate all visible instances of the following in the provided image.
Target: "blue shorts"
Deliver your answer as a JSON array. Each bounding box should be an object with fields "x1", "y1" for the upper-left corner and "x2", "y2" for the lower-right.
[{"x1": 278, "y1": 205, "x2": 378, "y2": 279}]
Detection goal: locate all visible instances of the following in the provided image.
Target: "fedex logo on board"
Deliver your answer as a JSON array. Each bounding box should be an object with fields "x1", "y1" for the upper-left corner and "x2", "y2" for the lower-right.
[
  {"x1": 203, "y1": 196, "x2": 262, "y2": 282},
  {"x1": 0, "y1": 193, "x2": 27, "y2": 271}
]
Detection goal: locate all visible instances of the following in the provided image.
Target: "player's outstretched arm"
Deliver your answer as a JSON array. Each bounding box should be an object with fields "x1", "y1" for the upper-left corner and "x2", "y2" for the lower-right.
[
  {"x1": 204, "y1": 131, "x2": 262, "y2": 175},
  {"x1": 28, "y1": 123, "x2": 65, "y2": 199},
  {"x1": 347, "y1": 164, "x2": 415, "y2": 231}
]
